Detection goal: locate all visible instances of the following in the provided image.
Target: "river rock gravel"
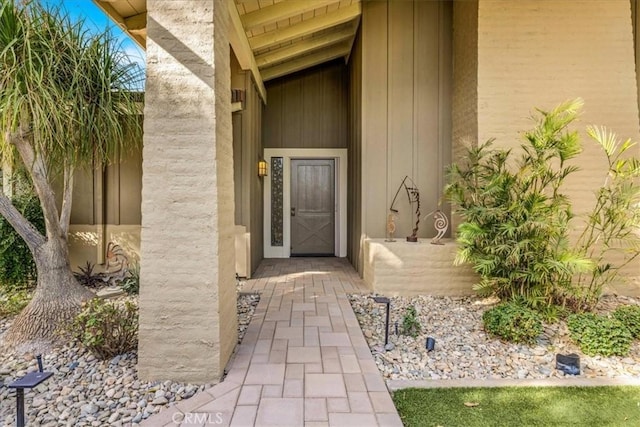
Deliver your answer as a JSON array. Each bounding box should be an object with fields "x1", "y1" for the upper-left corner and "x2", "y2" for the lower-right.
[
  {"x1": 0, "y1": 282, "x2": 259, "y2": 427},
  {"x1": 348, "y1": 293, "x2": 640, "y2": 381}
]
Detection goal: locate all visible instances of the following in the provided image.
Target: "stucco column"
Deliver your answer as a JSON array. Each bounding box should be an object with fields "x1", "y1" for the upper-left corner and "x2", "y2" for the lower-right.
[{"x1": 138, "y1": 0, "x2": 237, "y2": 383}]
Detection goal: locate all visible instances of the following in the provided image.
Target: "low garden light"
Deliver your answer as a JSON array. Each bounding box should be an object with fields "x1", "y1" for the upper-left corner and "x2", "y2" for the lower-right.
[
  {"x1": 372, "y1": 296, "x2": 391, "y2": 348},
  {"x1": 426, "y1": 337, "x2": 436, "y2": 352},
  {"x1": 556, "y1": 353, "x2": 580, "y2": 375},
  {"x1": 9, "y1": 354, "x2": 52, "y2": 427}
]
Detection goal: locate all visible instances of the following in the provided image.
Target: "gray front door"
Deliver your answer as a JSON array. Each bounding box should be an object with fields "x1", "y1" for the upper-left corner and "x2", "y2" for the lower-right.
[{"x1": 290, "y1": 159, "x2": 335, "y2": 256}]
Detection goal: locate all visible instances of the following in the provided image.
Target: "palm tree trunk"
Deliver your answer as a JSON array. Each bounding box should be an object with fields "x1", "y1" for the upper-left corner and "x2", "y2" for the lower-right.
[{"x1": 3, "y1": 235, "x2": 94, "y2": 353}]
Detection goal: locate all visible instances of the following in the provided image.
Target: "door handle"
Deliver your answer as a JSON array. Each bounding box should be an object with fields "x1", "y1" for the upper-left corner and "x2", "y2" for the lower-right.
[{"x1": 291, "y1": 207, "x2": 296, "y2": 216}]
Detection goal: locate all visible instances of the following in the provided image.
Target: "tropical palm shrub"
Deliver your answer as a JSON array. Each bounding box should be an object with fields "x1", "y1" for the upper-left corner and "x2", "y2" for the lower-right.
[
  {"x1": 574, "y1": 127, "x2": 640, "y2": 305},
  {"x1": 446, "y1": 99, "x2": 640, "y2": 311},
  {"x1": 446, "y1": 100, "x2": 591, "y2": 309}
]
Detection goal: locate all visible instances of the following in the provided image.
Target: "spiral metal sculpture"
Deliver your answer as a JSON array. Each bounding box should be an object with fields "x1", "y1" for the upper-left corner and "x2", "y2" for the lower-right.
[{"x1": 431, "y1": 210, "x2": 449, "y2": 245}]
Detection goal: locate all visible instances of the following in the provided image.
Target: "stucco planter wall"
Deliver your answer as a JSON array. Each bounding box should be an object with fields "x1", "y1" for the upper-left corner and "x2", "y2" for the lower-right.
[{"x1": 362, "y1": 238, "x2": 478, "y2": 296}]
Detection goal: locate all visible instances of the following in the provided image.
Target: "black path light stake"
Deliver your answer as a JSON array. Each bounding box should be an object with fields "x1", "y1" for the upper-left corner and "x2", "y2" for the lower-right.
[
  {"x1": 426, "y1": 337, "x2": 436, "y2": 352},
  {"x1": 9, "y1": 354, "x2": 53, "y2": 427},
  {"x1": 372, "y1": 296, "x2": 391, "y2": 348}
]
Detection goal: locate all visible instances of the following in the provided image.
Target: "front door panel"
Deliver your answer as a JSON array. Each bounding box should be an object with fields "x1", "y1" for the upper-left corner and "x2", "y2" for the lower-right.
[{"x1": 290, "y1": 159, "x2": 335, "y2": 256}]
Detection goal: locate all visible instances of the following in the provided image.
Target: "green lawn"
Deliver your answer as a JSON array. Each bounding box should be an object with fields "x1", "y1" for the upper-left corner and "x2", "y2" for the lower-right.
[{"x1": 393, "y1": 386, "x2": 640, "y2": 427}]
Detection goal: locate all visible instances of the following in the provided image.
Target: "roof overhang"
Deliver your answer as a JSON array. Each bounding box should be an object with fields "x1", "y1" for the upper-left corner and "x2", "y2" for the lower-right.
[{"x1": 93, "y1": 0, "x2": 362, "y2": 103}]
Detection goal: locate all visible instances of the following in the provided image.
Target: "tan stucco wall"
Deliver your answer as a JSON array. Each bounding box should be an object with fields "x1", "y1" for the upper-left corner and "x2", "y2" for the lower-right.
[
  {"x1": 138, "y1": 0, "x2": 237, "y2": 383},
  {"x1": 450, "y1": 0, "x2": 640, "y2": 291},
  {"x1": 452, "y1": 0, "x2": 478, "y2": 158},
  {"x1": 68, "y1": 225, "x2": 140, "y2": 271},
  {"x1": 477, "y1": 0, "x2": 640, "y2": 214},
  {"x1": 363, "y1": 239, "x2": 477, "y2": 296},
  {"x1": 476, "y1": 0, "x2": 640, "y2": 285}
]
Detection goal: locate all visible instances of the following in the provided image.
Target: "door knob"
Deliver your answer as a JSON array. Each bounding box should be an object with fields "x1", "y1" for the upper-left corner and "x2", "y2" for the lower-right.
[{"x1": 291, "y1": 207, "x2": 296, "y2": 216}]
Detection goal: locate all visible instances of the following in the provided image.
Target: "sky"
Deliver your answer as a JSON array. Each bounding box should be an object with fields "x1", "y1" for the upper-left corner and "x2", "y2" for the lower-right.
[{"x1": 40, "y1": 0, "x2": 146, "y2": 72}]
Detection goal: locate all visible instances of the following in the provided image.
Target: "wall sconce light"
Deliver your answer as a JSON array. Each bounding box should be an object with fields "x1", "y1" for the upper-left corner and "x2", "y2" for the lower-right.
[{"x1": 258, "y1": 159, "x2": 268, "y2": 177}]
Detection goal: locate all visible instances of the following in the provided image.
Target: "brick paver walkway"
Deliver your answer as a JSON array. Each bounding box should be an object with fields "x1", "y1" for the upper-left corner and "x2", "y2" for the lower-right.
[{"x1": 142, "y1": 258, "x2": 403, "y2": 427}]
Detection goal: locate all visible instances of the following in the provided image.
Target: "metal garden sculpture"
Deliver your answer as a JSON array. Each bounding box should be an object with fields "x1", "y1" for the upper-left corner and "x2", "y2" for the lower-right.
[{"x1": 389, "y1": 176, "x2": 421, "y2": 242}]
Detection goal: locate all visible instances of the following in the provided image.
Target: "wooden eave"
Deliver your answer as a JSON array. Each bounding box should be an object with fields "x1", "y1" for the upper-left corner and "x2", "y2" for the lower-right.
[{"x1": 93, "y1": 0, "x2": 362, "y2": 102}]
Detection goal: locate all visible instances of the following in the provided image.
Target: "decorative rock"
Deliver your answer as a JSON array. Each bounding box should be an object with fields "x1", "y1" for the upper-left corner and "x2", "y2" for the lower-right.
[
  {"x1": 108, "y1": 412, "x2": 120, "y2": 424},
  {"x1": 32, "y1": 398, "x2": 47, "y2": 408},
  {"x1": 81, "y1": 403, "x2": 99, "y2": 415},
  {"x1": 348, "y1": 293, "x2": 640, "y2": 382},
  {"x1": 0, "y1": 284, "x2": 259, "y2": 426},
  {"x1": 151, "y1": 396, "x2": 169, "y2": 406}
]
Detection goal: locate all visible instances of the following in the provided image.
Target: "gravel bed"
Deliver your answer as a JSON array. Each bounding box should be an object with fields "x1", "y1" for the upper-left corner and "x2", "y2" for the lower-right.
[
  {"x1": 349, "y1": 293, "x2": 640, "y2": 381},
  {"x1": 0, "y1": 284, "x2": 259, "y2": 427}
]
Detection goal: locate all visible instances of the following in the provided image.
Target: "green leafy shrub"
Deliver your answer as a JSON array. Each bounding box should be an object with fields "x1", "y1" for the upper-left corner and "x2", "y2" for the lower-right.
[
  {"x1": 120, "y1": 263, "x2": 139, "y2": 295},
  {"x1": 483, "y1": 302, "x2": 543, "y2": 344},
  {"x1": 446, "y1": 99, "x2": 640, "y2": 310},
  {"x1": 0, "y1": 190, "x2": 45, "y2": 290},
  {"x1": 69, "y1": 298, "x2": 138, "y2": 359},
  {"x1": 612, "y1": 305, "x2": 640, "y2": 339},
  {"x1": 401, "y1": 305, "x2": 422, "y2": 338},
  {"x1": 0, "y1": 289, "x2": 32, "y2": 318},
  {"x1": 567, "y1": 313, "x2": 632, "y2": 357}
]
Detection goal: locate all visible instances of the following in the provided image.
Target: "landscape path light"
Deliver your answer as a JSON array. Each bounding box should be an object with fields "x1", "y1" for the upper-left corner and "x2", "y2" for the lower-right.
[{"x1": 372, "y1": 296, "x2": 391, "y2": 349}]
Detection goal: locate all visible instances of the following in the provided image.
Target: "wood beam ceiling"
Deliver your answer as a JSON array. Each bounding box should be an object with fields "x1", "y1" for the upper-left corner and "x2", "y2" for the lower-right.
[
  {"x1": 241, "y1": 0, "x2": 341, "y2": 32},
  {"x1": 255, "y1": 24, "x2": 355, "y2": 69},
  {"x1": 93, "y1": 1, "x2": 146, "y2": 48},
  {"x1": 124, "y1": 12, "x2": 146, "y2": 35},
  {"x1": 227, "y1": 0, "x2": 267, "y2": 102},
  {"x1": 94, "y1": 0, "x2": 363, "y2": 94},
  {"x1": 261, "y1": 42, "x2": 352, "y2": 81},
  {"x1": 248, "y1": 3, "x2": 361, "y2": 51}
]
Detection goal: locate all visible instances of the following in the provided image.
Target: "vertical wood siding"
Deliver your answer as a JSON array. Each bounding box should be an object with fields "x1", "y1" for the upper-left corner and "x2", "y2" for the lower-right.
[
  {"x1": 232, "y1": 52, "x2": 264, "y2": 275},
  {"x1": 347, "y1": 29, "x2": 362, "y2": 271},
  {"x1": 263, "y1": 60, "x2": 348, "y2": 149},
  {"x1": 361, "y1": 0, "x2": 453, "y2": 243}
]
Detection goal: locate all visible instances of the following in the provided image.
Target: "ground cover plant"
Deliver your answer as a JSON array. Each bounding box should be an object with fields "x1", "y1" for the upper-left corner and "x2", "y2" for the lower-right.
[
  {"x1": 567, "y1": 313, "x2": 633, "y2": 356},
  {"x1": 0, "y1": 288, "x2": 31, "y2": 318},
  {"x1": 393, "y1": 386, "x2": 640, "y2": 427},
  {"x1": 446, "y1": 99, "x2": 640, "y2": 313},
  {"x1": 482, "y1": 301, "x2": 543, "y2": 344},
  {"x1": 612, "y1": 305, "x2": 640, "y2": 339}
]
